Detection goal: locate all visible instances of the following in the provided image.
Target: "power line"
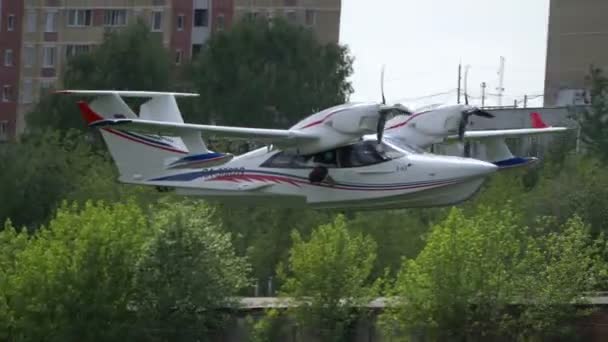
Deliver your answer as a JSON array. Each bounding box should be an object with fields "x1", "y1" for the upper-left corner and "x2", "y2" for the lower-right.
[{"x1": 395, "y1": 89, "x2": 457, "y2": 103}]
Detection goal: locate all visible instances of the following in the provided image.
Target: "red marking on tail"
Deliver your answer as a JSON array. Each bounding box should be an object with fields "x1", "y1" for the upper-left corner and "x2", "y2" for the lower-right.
[
  {"x1": 77, "y1": 101, "x2": 104, "y2": 124},
  {"x1": 530, "y1": 112, "x2": 549, "y2": 128}
]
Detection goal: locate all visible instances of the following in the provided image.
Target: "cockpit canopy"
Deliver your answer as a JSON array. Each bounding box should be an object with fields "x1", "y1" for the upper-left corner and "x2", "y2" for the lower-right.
[{"x1": 261, "y1": 140, "x2": 410, "y2": 169}]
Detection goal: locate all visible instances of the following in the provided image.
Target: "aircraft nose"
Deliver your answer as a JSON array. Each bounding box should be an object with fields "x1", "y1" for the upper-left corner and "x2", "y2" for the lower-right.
[{"x1": 467, "y1": 160, "x2": 498, "y2": 177}]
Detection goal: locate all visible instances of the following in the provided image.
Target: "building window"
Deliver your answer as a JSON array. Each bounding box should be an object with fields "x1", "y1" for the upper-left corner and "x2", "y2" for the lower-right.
[
  {"x1": 0, "y1": 121, "x2": 8, "y2": 141},
  {"x1": 216, "y1": 14, "x2": 225, "y2": 31},
  {"x1": 45, "y1": 11, "x2": 57, "y2": 32},
  {"x1": 67, "y1": 9, "x2": 92, "y2": 27},
  {"x1": 104, "y1": 9, "x2": 127, "y2": 27},
  {"x1": 194, "y1": 9, "x2": 208, "y2": 27},
  {"x1": 65, "y1": 44, "x2": 90, "y2": 58},
  {"x1": 40, "y1": 79, "x2": 54, "y2": 94},
  {"x1": 284, "y1": 0, "x2": 297, "y2": 6},
  {"x1": 43, "y1": 46, "x2": 56, "y2": 67},
  {"x1": 26, "y1": 10, "x2": 37, "y2": 32},
  {"x1": 177, "y1": 14, "x2": 184, "y2": 31},
  {"x1": 151, "y1": 11, "x2": 162, "y2": 31},
  {"x1": 22, "y1": 80, "x2": 33, "y2": 104},
  {"x1": 2, "y1": 85, "x2": 12, "y2": 102},
  {"x1": 175, "y1": 49, "x2": 182, "y2": 65},
  {"x1": 4, "y1": 49, "x2": 13, "y2": 67},
  {"x1": 7, "y1": 14, "x2": 15, "y2": 31},
  {"x1": 285, "y1": 10, "x2": 296, "y2": 22},
  {"x1": 305, "y1": 9, "x2": 316, "y2": 26},
  {"x1": 192, "y1": 44, "x2": 202, "y2": 57},
  {"x1": 23, "y1": 46, "x2": 35, "y2": 67}
]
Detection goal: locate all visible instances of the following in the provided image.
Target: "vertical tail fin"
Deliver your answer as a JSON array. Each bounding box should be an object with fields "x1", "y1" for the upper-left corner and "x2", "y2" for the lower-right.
[
  {"x1": 530, "y1": 112, "x2": 549, "y2": 128},
  {"x1": 62, "y1": 90, "x2": 235, "y2": 184},
  {"x1": 78, "y1": 99, "x2": 191, "y2": 183}
]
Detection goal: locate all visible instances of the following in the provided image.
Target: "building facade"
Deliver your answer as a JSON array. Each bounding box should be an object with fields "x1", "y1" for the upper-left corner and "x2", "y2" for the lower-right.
[
  {"x1": 233, "y1": 0, "x2": 341, "y2": 44},
  {"x1": 544, "y1": 0, "x2": 608, "y2": 107},
  {"x1": 0, "y1": 0, "x2": 340, "y2": 141}
]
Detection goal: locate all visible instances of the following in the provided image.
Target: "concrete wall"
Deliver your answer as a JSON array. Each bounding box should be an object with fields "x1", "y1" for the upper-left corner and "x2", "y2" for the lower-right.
[{"x1": 544, "y1": 0, "x2": 608, "y2": 106}]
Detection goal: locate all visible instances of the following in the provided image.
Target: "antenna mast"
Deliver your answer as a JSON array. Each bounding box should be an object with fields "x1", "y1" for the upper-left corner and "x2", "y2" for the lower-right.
[{"x1": 496, "y1": 56, "x2": 505, "y2": 106}]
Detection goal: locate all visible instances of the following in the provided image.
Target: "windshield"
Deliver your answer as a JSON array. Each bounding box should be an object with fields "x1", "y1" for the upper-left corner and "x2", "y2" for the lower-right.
[{"x1": 383, "y1": 136, "x2": 426, "y2": 154}]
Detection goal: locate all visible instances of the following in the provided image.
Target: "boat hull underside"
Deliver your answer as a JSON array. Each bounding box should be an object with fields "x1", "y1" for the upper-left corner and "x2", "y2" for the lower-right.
[{"x1": 172, "y1": 177, "x2": 487, "y2": 210}]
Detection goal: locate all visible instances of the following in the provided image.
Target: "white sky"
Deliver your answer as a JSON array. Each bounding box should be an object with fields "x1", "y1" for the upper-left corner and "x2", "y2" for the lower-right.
[{"x1": 339, "y1": 0, "x2": 550, "y2": 109}]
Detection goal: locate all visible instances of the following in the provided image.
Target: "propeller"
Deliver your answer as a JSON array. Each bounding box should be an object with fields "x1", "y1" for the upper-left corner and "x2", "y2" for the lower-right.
[
  {"x1": 376, "y1": 65, "x2": 413, "y2": 143},
  {"x1": 458, "y1": 65, "x2": 495, "y2": 156}
]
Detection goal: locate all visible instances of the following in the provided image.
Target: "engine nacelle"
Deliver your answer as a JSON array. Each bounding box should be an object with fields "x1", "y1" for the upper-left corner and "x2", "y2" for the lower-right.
[
  {"x1": 411, "y1": 105, "x2": 463, "y2": 136},
  {"x1": 384, "y1": 104, "x2": 467, "y2": 149},
  {"x1": 287, "y1": 102, "x2": 383, "y2": 154}
]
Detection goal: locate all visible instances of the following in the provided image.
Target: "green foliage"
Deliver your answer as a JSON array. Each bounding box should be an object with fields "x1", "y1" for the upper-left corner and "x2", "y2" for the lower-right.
[
  {"x1": 191, "y1": 18, "x2": 353, "y2": 128},
  {"x1": 26, "y1": 18, "x2": 172, "y2": 133},
  {"x1": 276, "y1": 215, "x2": 378, "y2": 342},
  {"x1": 578, "y1": 66, "x2": 608, "y2": 162},
  {"x1": 250, "y1": 308, "x2": 291, "y2": 342},
  {"x1": 5, "y1": 201, "x2": 151, "y2": 341},
  {"x1": 133, "y1": 200, "x2": 251, "y2": 340},
  {"x1": 0, "y1": 220, "x2": 28, "y2": 340},
  {"x1": 0, "y1": 130, "x2": 155, "y2": 229},
  {"x1": 345, "y1": 209, "x2": 445, "y2": 277},
  {"x1": 381, "y1": 206, "x2": 606, "y2": 341},
  {"x1": 525, "y1": 155, "x2": 608, "y2": 235},
  {"x1": 209, "y1": 205, "x2": 335, "y2": 291}
]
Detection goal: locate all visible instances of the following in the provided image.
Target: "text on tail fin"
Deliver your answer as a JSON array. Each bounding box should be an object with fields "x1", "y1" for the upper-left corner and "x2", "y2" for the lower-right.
[{"x1": 530, "y1": 112, "x2": 549, "y2": 128}]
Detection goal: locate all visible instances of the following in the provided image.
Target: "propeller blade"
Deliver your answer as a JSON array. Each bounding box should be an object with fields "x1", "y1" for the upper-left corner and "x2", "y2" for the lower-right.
[
  {"x1": 472, "y1": 109, "x2": 494, "y2": 118},
  {"x1": 377, "y1": 114, "x2": 386, "y2": 143},
  {"x1": 458, "y1": 112, "x2": 468, "y2": 141},
  {"x1": 381, "y1": 65, "x2": 386, "y2": 105}
]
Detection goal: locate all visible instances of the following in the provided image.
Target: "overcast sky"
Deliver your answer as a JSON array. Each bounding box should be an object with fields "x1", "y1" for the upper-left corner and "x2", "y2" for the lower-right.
[{"x1": 339, "y1": 0, "x2": 550, "y2": 109}]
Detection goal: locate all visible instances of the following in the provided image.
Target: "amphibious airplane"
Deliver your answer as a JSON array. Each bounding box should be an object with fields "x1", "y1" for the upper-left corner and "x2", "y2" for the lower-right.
[{"x1": 56, "y1": 89, "x2": 567, "y2": 210}]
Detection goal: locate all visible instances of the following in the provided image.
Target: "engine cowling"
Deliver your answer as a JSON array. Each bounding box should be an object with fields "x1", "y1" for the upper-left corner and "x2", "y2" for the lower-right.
[{"x1": 287, "y1": 103, "x2": 383, "y2": 155}]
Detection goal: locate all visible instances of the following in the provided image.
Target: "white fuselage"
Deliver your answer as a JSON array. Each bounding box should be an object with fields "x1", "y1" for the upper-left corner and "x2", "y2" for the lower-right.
[{"x1": 146, "y1": 136, "x2": 497, "y2": 210}]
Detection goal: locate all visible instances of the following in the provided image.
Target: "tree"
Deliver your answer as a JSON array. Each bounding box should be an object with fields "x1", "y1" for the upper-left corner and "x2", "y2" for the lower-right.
[
  {"x1": 209, "y1": 205, "x2": 336, "y2": 294},
  {"x1": 190, "y1": 18, "x2": 354, "y2": 128},
  {"x1": 381, "y1": 206, "x2": 606, "y2": 341},
  {"x1": 26, "y1": 18, "x2": 172, "y2": 133},
  {"x1": 578, "y1": 66, "x2": 608, "y2": 162},
  {"x1": 0, "y1": 220, "x2": 28, "y2": 341},
  {"x1": 7, "y1": 201, "x2": 152, "y2": 341},
  {"x1": 132, "y1": 200, "x2": 251, "y2": 341},
  {"x1": 344, "y1": 209, "x2": 444, "y2": 278},
  {"x1": 0, "y1": 130, "x2": 156, "y2": 229},
  {"x1": 271, "y1": 215, "x2": 378, "y2": 341}
]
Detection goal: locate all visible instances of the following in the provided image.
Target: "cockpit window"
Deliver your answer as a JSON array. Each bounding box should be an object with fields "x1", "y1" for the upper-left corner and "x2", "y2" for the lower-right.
[
  {"x1": 260, "y1": 140, "x2": 404, "y2": 169},
  {"x1": 383, "y1": 136, "x2": 426, "y2": 154}
]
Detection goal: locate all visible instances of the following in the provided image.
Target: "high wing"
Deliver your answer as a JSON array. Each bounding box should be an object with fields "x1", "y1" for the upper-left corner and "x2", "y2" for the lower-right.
[
  {"x1": 88, "y1": 116, "x2": 319, "y2": 146},
  {"x1": 55, "y1": 89, "x2": 200, "y2": 98},
  {"x1": 447, "y1": 127, "x2": 569, "y2": 141}
]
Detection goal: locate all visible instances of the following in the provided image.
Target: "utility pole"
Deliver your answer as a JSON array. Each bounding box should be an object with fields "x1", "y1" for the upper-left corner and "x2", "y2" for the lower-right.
[
  {"x1": 496, "y1": 56, "x2": 505, "y2": 106},
  {"x1": 480, "y1": 82, "x2": 487, "y2": 108},
  {"x1": 523, "y1": 95, "x2": 528, "y2": 108},
  {"x1": 514, "y1": 99, "x2": 518, "y2": 108},
  {"x1": 457, "y1": 63, "x2": 462, "y2": 104}
]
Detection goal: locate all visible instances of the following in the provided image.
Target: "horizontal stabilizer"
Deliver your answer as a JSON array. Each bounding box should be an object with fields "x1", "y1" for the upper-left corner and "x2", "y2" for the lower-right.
[{"x1": 56, "y1": 90, "x2": 199, "y2": 98}]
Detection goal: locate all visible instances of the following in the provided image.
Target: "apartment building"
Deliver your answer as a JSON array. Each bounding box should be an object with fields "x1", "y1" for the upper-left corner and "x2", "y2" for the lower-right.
[
  {"x1": 0, "y1": 0, "x2": 341, "y2": 141},
  {"x1": 544, "y1": 0, "x2": 608, "y2": 106},
  {"x1": 234, "y1": 0, "x2": 341, "y2": 44}
]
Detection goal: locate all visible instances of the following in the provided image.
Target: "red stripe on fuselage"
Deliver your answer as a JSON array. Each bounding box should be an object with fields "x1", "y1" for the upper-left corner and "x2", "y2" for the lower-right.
[{"x1": 104, "y1": 128, "x2": 188, "y2": 154}]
